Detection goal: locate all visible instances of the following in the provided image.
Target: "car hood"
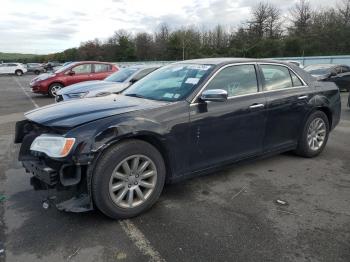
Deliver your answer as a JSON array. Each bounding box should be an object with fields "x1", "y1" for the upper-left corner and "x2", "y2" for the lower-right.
[
  {"x1": 57, "y1": 80, "x2": 124, "y2": 95},
  {"x1": 25, "y1": 94, "x2": 167, "y2": 128}
]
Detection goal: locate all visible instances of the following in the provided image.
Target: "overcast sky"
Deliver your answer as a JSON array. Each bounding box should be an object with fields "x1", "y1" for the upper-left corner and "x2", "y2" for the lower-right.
[{"x1": 0, "y1": 0, "x2": 339, "y2": 54}]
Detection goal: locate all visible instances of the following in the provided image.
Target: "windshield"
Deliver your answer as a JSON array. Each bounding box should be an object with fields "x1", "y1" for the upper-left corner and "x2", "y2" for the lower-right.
[
  {"x1": 123, "y1": 63, "x2": 214, "y2": 101},
  {"x1": 54, "y1": 62, "x2": 78, "y2": 73},
  {"x1": 105, "y1": 67, "x2": 139, "y2": 83},
  {"x1": 305, "y1": 65, "x2": 332, "y2": 75}
]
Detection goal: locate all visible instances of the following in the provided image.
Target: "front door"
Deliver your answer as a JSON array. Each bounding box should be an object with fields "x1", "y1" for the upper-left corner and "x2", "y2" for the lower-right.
[
  {"x1": 66, "y1": 63, "x2": 92, "y2": 86},
  {"x1": 189, "y1": 64, "x2": 267, "y2": 171}
]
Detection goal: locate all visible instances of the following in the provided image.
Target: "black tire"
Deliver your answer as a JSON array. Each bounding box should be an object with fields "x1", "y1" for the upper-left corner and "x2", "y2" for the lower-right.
[
  {"x1": 34, "y1": 70, "x2": 40, "y2": 75},
  {"x1": 92, "y1": 139, "x2": 166, "y2": 219},
  {"x1": 48, "y1": 83, "x2": 63, "y2": 97},
  {"x1": 15, "y1": 70, "x2": 23, "y2": 76},
  {"x1": 295, "y1": 111, "x2": 329, "y2": 158}
]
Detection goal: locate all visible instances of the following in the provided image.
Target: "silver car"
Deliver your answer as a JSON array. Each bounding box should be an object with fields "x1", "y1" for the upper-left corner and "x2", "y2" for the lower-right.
[{"x1": 56, "y1": 65, "x2": 160, "y2": 102}]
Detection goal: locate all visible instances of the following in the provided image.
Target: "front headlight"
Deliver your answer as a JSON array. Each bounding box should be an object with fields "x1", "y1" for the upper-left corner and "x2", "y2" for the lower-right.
[
  {"x1": 30, "y1": 134, "x2": 75, "y2": 158},
  {"x1": 66, "y1": 92, "x2": 88, "y2": 99}
]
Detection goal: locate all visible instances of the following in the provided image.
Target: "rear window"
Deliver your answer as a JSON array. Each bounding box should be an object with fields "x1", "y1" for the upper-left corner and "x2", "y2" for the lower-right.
[{"x1": 94, "y1": 64, "x2": 111, "y2": 73}]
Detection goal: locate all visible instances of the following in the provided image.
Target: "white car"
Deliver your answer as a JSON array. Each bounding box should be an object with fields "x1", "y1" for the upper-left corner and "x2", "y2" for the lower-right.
[{"x1": 0, "y1": 63, "x2": 27, "y2": 76}]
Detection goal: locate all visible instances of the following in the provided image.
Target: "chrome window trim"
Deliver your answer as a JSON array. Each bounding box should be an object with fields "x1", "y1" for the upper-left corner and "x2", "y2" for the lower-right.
[
  {"x1": 190, "y1": 62, "x2": 308, "y2": 104},
  {"x1": 259, "y1": 62, "x2": 307, "y2": 89},
  {"x1": 190, "y1": 62, "x2": 259, "y2": 104}
]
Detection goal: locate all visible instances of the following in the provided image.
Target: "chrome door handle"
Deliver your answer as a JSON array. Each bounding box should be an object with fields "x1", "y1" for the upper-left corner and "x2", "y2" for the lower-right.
[
  {"x1": 249, "y1": 103, "x2": 265, "y2": 109},
  {"x1": 298, "y1": 95, "x2": 308, "y2": 100}
]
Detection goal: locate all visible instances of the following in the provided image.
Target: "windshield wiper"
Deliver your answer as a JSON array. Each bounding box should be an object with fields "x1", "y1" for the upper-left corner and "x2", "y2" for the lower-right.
[{"x1": 125, "y1": 93, "x2": 148, "y2": 99}]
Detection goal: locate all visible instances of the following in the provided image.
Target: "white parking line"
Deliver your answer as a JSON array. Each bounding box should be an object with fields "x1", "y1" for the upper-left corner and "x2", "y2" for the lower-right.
[
  {"x1": 119, "y1": 219, "x2": 166, "y2": 262},
  {"x1": 13, "y1": 77, "x2": 39, "y2": 108}
]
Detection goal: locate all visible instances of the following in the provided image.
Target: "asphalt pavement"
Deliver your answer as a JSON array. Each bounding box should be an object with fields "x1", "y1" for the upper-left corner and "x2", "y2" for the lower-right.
[{"x1": 0, "y1": 74, "x2": 349, "y2": 262}]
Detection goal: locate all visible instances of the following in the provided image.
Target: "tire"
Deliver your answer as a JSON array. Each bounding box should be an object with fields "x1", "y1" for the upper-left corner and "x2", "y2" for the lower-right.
[
  {"x1": 92, "y1": 139, "x2": 166, "y2": 219},
  {"x1": 295, "y1": 111, "x2": 329, "y2": 158},
  {"x1": 48, "y1": 83, "x2": 63, "y2": 97},
  {"x1": 15, "y1": 70, "x2": 23, "y2": 76},
  {"x1": 34, "y1": 70, "x2": 40, "y2": 75}
]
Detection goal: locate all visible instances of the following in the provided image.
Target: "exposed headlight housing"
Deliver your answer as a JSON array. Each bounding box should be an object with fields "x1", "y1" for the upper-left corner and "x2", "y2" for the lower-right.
[
  {"x1": 66, "y1": 92, "x2": 88, "y2": 99},
  {"x1": 30, "y1": 134, "x2": 75, "y2": 158}
]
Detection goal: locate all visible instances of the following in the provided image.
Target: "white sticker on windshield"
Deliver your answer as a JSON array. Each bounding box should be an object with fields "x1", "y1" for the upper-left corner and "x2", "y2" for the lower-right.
[
  {"x1": 185, "y1": 78, "x2": 200, "y2": 85},
  {"x1": 174, "y1": 94, "x2": 180, "y2": 99},
  {"x1": 187, "y1": 65, "x2": 211, "y2": 71},
  {"x1": 171, "y1": 66, "x2": 184, "y2": 72},
  {"x1": 163, "y1": 93, "x2": 174, "y2": 98}
]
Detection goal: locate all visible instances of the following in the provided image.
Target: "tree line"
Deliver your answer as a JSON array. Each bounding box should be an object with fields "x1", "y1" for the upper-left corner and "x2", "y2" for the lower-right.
[{"x1": 24, "y1": 0, "x2": 350, "y2": 63}]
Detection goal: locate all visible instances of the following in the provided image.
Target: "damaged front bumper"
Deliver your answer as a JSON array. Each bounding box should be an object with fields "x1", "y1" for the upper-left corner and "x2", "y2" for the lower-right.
[{"x1": 16, "y1": 120, "x2": 95, "y2": 213}]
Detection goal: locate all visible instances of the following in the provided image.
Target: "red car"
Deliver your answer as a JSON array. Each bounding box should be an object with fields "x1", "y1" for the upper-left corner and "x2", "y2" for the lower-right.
[{"x1": 30, "y1": 61, "x2": 118, "y2": 97}]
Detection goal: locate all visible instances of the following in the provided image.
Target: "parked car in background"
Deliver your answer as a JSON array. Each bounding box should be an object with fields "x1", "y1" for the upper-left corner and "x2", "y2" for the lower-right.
[
  {"x1": 0, "y1": 63, "x2": 27, "y2": 76},
  {"x1": 304, "y1": 64, "x2": 350, "y2": 91},
  {"x1": 286, "y1": 60, "x2": 304, "y2": 68},
  {"x1": 55, "y1": 65, "x2": 160, "y2": 102},
  {"x1": 15, "y1": 58, "x2": 341, "y2": 219},
  {"x1": 30, "y1": 61, "x2": 118, "y2": 97},
  {"x1": 26, "y1": 63, "x2": 45, "y2": 75},
  {"x1": 43, "y1": 61, "x2": 61, "y2": 72}
]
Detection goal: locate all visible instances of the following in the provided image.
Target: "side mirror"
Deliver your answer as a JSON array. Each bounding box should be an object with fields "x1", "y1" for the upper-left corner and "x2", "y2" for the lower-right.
[
  {"x1": 129, "y1": 78, "x2": 138, "y2": 84},
  {"x1": 200, "y1": 89, "x2": 228, "y2": 102},
  {"x1": 68, "y1": 70, "x2": 75, "y2": 76}
]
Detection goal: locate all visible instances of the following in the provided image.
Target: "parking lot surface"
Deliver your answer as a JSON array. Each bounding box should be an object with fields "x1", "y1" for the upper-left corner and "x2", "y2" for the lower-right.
[{"x1": 0, "y1": 75, "x2": 349, "y2": 262}]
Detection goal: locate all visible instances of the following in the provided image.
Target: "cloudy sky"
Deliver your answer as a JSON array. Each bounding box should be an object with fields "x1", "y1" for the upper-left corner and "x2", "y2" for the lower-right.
[{"x1": 0, "y1": 0, "x2": 338, "y2": 54}]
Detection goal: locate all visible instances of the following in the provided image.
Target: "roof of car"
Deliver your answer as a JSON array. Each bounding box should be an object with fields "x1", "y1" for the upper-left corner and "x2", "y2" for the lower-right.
[{"x1": 177, "y1": 58, "x2": 293, "y2": 66}]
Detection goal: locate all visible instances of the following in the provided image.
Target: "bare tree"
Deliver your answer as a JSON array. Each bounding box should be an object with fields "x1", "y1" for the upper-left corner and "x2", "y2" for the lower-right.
[
  {"x1": 289, "y1": 0, "x2": 312, "y2": 35},
  {"x1": 337, "y1": 0, "x2": 350, "y2": 25}
]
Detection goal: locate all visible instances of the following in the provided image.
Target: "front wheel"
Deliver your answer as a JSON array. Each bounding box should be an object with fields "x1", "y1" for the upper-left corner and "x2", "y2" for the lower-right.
[
  {"x1": 295, "y1": 111, "x2": 329, "y2": 158},
  {"x1": 92, "y1": 140, "x2": 166, "y2": 219},
  {"x1": 48, "y1": 83, "x2": 63, "y2": 97}
]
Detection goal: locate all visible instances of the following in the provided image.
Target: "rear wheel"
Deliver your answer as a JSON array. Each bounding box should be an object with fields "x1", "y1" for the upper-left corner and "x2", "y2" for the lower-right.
[
  {"x1": 15, "y1": 70, "x2": 23, "y2": 76},
  {"x1": 295, "y1": 111, "x2": 329, "y2": 157},
  {"x1": 34, "y1": 70, "x2": 40, "y2": 75},
  {"x1": 92, "y1": 140, "x2": 166, "y2": 219},
  {"x1": 48, "y1": 83, "x2": 63, "y2": 97}
]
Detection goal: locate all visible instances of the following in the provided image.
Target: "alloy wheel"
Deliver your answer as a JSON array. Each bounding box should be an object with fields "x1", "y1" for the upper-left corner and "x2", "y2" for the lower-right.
[
  {"x1": 50, "y1": 85, "x2": 62, "y2": 96},
  {"x1": 109, "y1": 154, "x2": 157, "y2": 208},
  {"x1": 307, "y1": 117, "x2": 326, "y2": 151}
]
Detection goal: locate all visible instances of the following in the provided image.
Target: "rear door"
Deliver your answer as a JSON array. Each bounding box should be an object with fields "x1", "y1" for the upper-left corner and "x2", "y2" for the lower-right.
[
  {"x1": 259, "y1": 63, "x2": 312, "y2": 151},
  {"x1": 92, "y1": 63, "x2": 112, "y2": 80},
  {"x1": 189, "y1": 64, "x2": 267, "y2": 171},
  {"x1": 66, "y1": 63, "x2": 92, "y2": 86}
]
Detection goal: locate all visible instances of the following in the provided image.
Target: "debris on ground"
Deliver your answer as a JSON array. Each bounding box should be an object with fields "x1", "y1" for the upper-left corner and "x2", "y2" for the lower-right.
[
  {"x1": 275, "y1": 199, "x2": 288, "y2": 206},
  {"x1": 0, "y1": 248, "x2": 4, "y2": 255}
]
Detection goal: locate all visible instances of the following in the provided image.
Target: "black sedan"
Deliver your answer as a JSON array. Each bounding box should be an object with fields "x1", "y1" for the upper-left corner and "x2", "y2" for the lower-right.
[
  {"x1": 304, "y1": 64, "x2": 350, "y2": 91},
  {"x1": 15, "y1": 58, "x2": 341, "y2": 219}
]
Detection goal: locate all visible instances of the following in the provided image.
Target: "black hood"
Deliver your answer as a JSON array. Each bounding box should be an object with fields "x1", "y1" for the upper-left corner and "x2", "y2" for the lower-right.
[{"x1": 25, "y1": 94, "x2": 166, "y2": 128}]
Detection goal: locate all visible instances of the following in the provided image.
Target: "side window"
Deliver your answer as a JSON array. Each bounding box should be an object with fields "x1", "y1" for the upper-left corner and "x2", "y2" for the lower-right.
[
  {"x1": 261, "y1": 65, "x2": 293, "y2": 91},
  {"x1": 72, "y1": 64, "x2": 92, "y2": 74},
  {"x1": 132, "y1": 68, "x2": 157, "y2": 81},
  {"x1": 94, "y1": 64, "x2": 110, "y2": 73},
  {"x1": 290, "y1": 70, "x2": 304, "y2": 87},
  {"x1": 205, "y1": 65, "x2": 258, "y2": 97}
]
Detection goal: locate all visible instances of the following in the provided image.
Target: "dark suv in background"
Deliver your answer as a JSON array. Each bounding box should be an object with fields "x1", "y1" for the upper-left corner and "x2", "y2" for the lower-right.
[{"x1": 304, "y1": 64, "x2": 350, "y2": 91}]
